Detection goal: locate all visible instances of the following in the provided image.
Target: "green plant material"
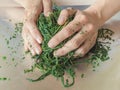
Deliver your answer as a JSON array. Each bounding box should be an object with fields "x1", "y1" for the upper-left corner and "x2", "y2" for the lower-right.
[
  {"x1": 14, "y1": 23, "x2": 23, "y2": 34},
  {"x1": 0, "y1": 77, "x2": 7, "y2": 81},
  {"x1": 12, "y1": 58, "x2": 15, "y2": 61},
  {"x1": 2, "y1": 56, "x2": 7, "y2": 60},
  {"x1": 26, "y1": 6, "x2": 114, "y2": 87},
  {"x1": 81, "y1": 74, "x2": 85, "y2": 78},
  {"x1": 84, "y1": 28, "x2": 114, "y2": 68}
]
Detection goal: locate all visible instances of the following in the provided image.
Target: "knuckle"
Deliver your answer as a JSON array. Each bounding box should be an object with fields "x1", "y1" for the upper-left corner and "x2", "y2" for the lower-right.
[
  {"x1": 60, "y1": 49, "x2": 66, "y2": 55},
  {"x1": 82, "y1": 15, "x2": 87, "y2": 20},
  {"x1": 76, "y1": 10, "x2": 81, "y2": 15},
  {"x1": 31, "y1": 29, "x2": 37, "y2": 34},
  {"x1": 80, "y1": 50, "x2": 86, "y2": 57},
  {"x1": 88, "y1": 24, "x2": 95, "y2": 32},
  {"x1": 71, "y1": 39, "x2": 80, "y2": 48},
  {"x1": 54, "y1": 48, "x2": 66, "y2": 57},
  {"x1": 72, "y1": 19, "x2": 80, "y2": 25},
  {"x1": 74, "y1": 15, "x2": 88, "y2": 25},
  {"x1": 65, "y1": 30, "x2": 72, "y2": 36},
  {"x1": 51, "y1": 37, "x2": 61, "y2": 45},
  {"x1": 64, "y1": 39, "x2": 80, "y2": 50},
  {"x1": 74, "y1": 21, "x2": 81, "y2": 29},
  {"x1": 81, "y1": 15, "x2": 88, "y2": 23},
  {"x1": 64, "y1": 27, "x2": 73, "y2": 36},
  {"x1": 61, "y1": 9, "x2": 69, "y2": 16},
  {"x1": 30, "y1": 29, "x2": 41, "y2": 38}
]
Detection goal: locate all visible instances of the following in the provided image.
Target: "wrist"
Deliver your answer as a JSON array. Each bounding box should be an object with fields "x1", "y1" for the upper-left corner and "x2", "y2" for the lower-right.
[
  {"x1": 23, "y1": 0, "x2": 42, "y2": 22},
  {"x1": 24, "y1": 6, "x2": 42, "y2": 23},
  {"x1": 84, "y1": 5, "x2": 106, "y2": 27},
  {"x1": 24, "y1": 11, "x2": 37, "y2": 22}
]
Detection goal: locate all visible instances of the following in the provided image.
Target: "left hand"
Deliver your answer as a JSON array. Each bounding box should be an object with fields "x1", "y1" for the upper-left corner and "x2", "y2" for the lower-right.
[
  {"x1": 22, "y1": 0, "x2": 52, "y2": 55},
  {"x1": 48, "y1": 7, "x2": 102, "y2": 57}
]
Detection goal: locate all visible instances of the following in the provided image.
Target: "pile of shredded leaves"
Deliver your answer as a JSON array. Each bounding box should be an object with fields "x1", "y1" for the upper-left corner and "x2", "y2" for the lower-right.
[{"x1": 25, "y1": 6, "x2": 114, "y2": 87}]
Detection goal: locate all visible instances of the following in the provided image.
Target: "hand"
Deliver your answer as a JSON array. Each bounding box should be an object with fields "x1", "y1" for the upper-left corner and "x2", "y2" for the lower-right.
[
  {"x1": 22, "y1": 0, "x2": 52, "y2": 55},
  {"x1": 48, "y1": 7, "x2": 103, "y2": 57}
]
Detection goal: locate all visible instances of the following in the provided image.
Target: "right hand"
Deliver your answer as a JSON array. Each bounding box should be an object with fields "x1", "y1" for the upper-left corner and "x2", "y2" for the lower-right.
[
  {"x1": 48, "y1": 7, "x2": 103, "y2": 57},
  {"x1": 22, "y1": 0, "x2": 52, "y2": 55}
]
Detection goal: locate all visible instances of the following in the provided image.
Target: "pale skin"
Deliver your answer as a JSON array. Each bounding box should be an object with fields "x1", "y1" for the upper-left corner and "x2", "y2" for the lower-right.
[
  {"x1": 15, "y1": 0, "x2": 120, "y2": 57},
  {"x1": 15, "y1": 0, "x2": 52, "y2": 55}
]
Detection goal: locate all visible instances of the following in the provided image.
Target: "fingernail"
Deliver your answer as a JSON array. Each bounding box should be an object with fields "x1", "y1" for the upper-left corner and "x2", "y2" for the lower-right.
[
  {"x1": 48, "y1": 42, "x2": 54, "y2": 48},
  {"x1": 54, "y1": 51, "x2": 59, "y2": 57},
  {"x1": 25, "y1": 48, "x2": 29, "y2": 52},
  {"x1": 35, "y1": 48, "x2": 41, "y2": 55},
  {"x1": 74, "y1": 50, "x2": 83, "y2": 57},
  {"x1": 37, "y1": 38, "x2": 42, "y2": 44},
  {"x1": 54, "y1": 49, "x2": 64, "y2": 57},
  {"x1": 31, "y1": 49, "x2": 36, "y2": 56},
  {"x1": 45, "y1": 12, "x2": 52, "y2": 17},
  {"x1": 74, "y1": 53, "x2": 82, "y2": 57},
  {"x1": 24, "y1": 46, "x2": 28, "y2": 52},
  {"x1": 58, "y1": 16, "x2": 65, "y2": 25}
]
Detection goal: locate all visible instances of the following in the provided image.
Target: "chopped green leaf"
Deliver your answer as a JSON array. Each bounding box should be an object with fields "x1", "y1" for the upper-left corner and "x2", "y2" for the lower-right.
[{"x1": 2, "y1": 56, "x2": 7, "y2": 60}]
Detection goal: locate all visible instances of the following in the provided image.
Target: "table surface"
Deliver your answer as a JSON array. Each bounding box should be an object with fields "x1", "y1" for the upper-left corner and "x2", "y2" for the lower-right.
[{"x1": 0, "y1": 3, "x2": 120, "y2": 90}]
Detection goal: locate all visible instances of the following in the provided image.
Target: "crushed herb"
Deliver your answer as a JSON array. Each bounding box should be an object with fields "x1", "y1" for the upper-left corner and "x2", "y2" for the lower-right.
[
  {"x1": 12, "y1": 58, "x2": 15, "y2": 61},
  {"x1": 25, "y1": 6, "x2": 114, "y2": 87},
  {"x1": 0, "y1": 77, "x2": 9, "y2": 81},
  {"x1": 0, "y1": 21, "x2": 24, "y2": 81},
  {"x1": 2, "y1": 56, "x2": 7, "y2": 60},
  {"x1": 14, "y1": 23, "x2": 23, "y2": 34},
  {"x1": 81, "y1": 74, "x2": 85, "y2": 78}
]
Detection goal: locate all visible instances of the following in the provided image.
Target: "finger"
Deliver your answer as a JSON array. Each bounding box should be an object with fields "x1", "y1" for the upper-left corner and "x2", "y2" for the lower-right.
[
  {"x1": 28, "y1": 46, "x2": 36, "y2": 56},
  {"x1": 74, "y1": 33, "x2": 97, "y2": 57},
  {"x1": 74, "y1": 11, "x2": 88, "y2": 25},
  {"x1": 26, "y1": 34, "x2": 42, "y2": 55},
  {"x1": 22, "y1": 27, "x2": 29, "y2": 52},
  {"x1": 58, "y1": 8, "x2": 77, "y2": 25},
  {"x1": 24, "y1": 42, "x2": 29, "y2": 52},
  {"x1": 48, "y1": 20, "x2": 82, "y2": 48},
  {"x1": 26, "y1": 21, "x2": 43, "y2": 44},
  {"x1": 22, "y1": 27, "x2": 42, "y2": 55},
  {"x1": 43, "y1": 0, "x2": 52, "y2": 16},
  {"x1": 53, "y1": 26, "x2": 89, "y2": 57},
  {"x1": 27, "y1": 38, "x2": 42, "y2": 56},
  {"x1": 22, "y1": 29, "x2": 36, "y2": 55}
]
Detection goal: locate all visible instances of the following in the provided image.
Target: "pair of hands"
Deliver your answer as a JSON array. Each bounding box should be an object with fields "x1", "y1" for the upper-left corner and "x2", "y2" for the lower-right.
[{"x1": 22, "y1": 0, "x2": 102, "y2": 57}]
